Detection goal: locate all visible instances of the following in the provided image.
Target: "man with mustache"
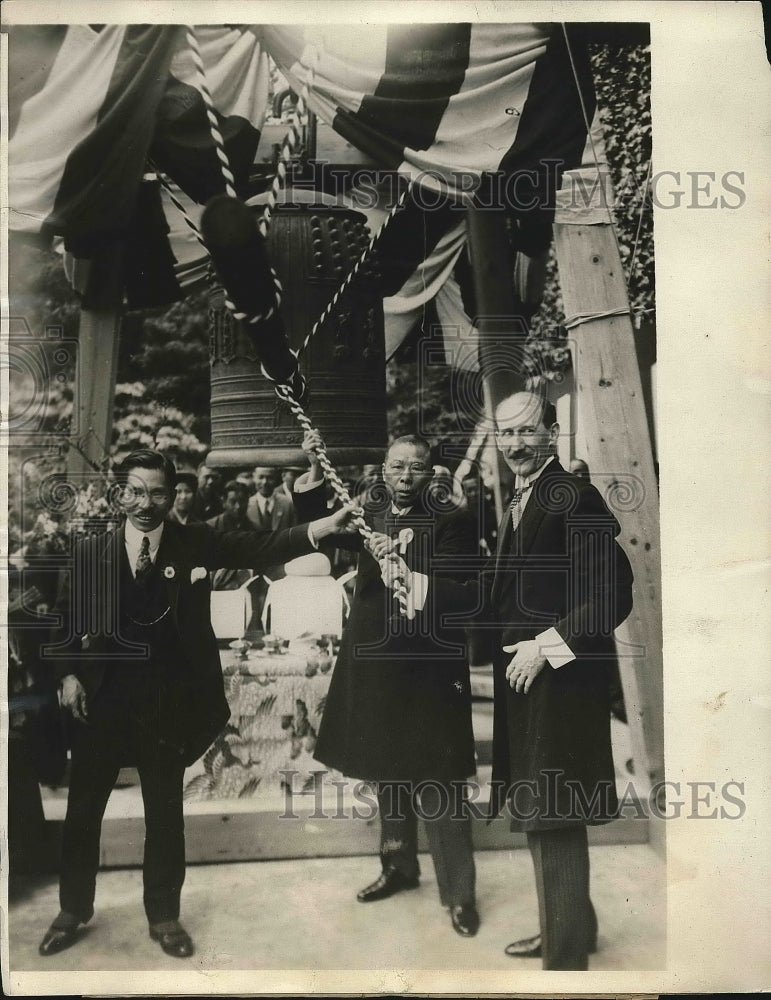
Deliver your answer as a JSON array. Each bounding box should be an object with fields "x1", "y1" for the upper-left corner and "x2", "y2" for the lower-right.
[
  {"x1": 38, "y1": 449, "x2": 357, "y2": 960},
  {"x1": 380, "y1": 390, "x2": 634, "y2": 970}
]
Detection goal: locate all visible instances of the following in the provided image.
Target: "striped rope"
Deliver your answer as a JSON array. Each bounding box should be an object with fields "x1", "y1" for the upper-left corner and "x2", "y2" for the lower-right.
[
  {"x1": 297, "y1": 179, "x2": 413, "y2": 356},
  {"x1": 151, "y1": 164, "x2": 278, "y2": 322},
  {"x1": 149, "y1": 161, "x2": 208, "y2": 253},
  {"x1": 158, "y1": 27, "x2": 286, "y2": 324},
  {"x1": 259, "y1": 42, "x2": 321, "y2": 238},
  {"x1": 274, "y1": 383, "x2": 414, "y2": 619},
  {"x1": 629, "y1": 158, "x2": 652, "y2": 282},
  {"x1": 185, "y1": 25, "x2": 237, "y2": 199}
]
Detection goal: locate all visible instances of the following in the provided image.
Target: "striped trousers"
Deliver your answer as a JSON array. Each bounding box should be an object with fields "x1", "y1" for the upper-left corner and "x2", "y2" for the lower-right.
[{"x1": 527, "y1": 825, "x2": 598, "y2": 970}]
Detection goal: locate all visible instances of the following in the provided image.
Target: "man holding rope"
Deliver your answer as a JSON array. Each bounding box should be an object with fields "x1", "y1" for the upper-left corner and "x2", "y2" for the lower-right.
[
  {"x1": 38, "y1": 449, "x2": 358, "y2": 959},
  {"x1": 294, "y1": 430, "x2": 481, "y2": 938},
  {"x1": 378, "y1": 391, "x2": 634, "y2": 969}
]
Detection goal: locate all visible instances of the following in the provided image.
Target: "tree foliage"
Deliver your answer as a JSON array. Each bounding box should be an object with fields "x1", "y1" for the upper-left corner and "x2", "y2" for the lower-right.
[
  {"x1": 591, "y1": 41, "x2": 653, "y2": 320},
  {"x1": 119, "y1": 292, "x2": 211, "y2": 441}
]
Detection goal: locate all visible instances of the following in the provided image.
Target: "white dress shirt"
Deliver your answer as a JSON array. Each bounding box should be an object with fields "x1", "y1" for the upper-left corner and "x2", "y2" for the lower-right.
[
  {"x1": 255, "y1": 494, "x2": 274, "y2": 517},
  {"x1": 409, "y1": 453, "x2": 576, "y2": 669},
  {"x1": 124, "y1": 521, "x2": 163, "y2": 578}
]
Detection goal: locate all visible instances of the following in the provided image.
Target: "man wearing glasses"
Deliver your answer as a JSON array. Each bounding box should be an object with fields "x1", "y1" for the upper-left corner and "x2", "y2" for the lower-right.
[
  {"x1": 38, "y1": 449, "x2": 356, "y2": 960},
  {"x1": 294, "y1": 433, "x2": 480, "y2": 938},
  {"x1": 379, "y1": 392, "x2": 635, "y2": 969}
]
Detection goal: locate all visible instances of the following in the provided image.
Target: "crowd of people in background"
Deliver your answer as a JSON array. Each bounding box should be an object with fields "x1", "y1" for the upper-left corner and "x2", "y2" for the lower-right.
[{"x1": 9, "y1": 432, "x2": 627, "y2": 970}]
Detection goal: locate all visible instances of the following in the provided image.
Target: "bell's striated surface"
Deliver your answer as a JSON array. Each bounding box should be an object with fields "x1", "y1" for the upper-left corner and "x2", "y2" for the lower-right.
[{"x1": 207, "y1": 199, "x2": 387, "y2": 468}]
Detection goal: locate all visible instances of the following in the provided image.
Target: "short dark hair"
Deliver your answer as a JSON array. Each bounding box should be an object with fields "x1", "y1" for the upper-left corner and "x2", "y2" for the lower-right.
[
  {"x1": 223, "y1": 480, "x2": 249, "y2": 502},
  {"x1": 174, "y1": 471, "x2": 198, "y2": 492},
  {"x1": 387, "y1": 435, "x2": 432, "y2": 462},
  {"x1": 114, "y1": 449, "x2": 177, "y2": 491}
]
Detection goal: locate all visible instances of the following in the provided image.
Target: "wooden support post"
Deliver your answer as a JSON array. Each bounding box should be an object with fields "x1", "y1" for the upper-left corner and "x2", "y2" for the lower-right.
[
  {"x1": 552, "y1": 219, "x2": 664, "y2": 792},
  {"x1": 66, "y1": 248, "x2": 124, "y2": 481},
  {"x1": 67, "y1": 306, "x2": 122, "y2": 479}
]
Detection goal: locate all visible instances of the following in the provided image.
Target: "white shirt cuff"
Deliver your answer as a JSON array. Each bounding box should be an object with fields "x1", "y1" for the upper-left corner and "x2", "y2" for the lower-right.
[
  {"x1": 537, "y1": 627, "x2": 575, "y2": 668},
  {"x1": 294, "y1": 474, "x2": 322, "y2": 493},
  {"x1": 307, "y1": 524, "x2": 319, "y2": 549},
  {"x1": 410, "y1": 571, "x2": 428, "y2": 612}
]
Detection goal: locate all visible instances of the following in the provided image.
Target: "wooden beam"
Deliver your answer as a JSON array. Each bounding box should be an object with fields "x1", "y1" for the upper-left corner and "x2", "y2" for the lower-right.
[
  {"x1": 553, "y1": 219, "x2": 664, "y2": 792},
  {"x1": 66, "y1": 247, "x2": 125, "y2": 479},
  {"x1": 67, "y1": 305, "x2": 121, "y2": 478}
]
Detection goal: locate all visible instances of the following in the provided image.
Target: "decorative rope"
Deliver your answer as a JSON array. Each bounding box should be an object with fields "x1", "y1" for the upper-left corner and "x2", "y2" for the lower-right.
[
  {"x1": 185, "y1": 25, "x2": 237, "y2": 199},
  {"x1": 149, "y1": 161, "x2": 208, "y2": 253},
  {"x1": 274, "y1": 383, "x2": 415, "y2": 619},
  {"x1": 152, "y1": 163, "x2": 283, "y2": 323},
  {"x1": 259, "y1": 42, "x2": 321, "y2": 238},
  {"x1": 563, "y1": 306, "x2": 631, "y2": 330},
  {"x1": 297, "y1": 179, "x2": 413, "y2": 357},
  {"x1": 629, "y1": 158, "x2": 652, "y2": 282}
]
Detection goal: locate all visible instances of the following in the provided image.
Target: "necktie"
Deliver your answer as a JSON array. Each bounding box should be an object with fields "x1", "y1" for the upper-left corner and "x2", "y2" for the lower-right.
[
  {"x1": 509, "y1": 484, "x2": 532, "y2": 532},
  {"x1": 135, "y1": 535, "x2": 152, "y2": 582}
]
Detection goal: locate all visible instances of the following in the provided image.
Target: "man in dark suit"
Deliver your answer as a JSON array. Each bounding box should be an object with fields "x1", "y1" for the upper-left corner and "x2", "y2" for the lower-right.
[
  {"x1": 38, "y1": 449, "x2": 355, "y2": 959},
  {"x1": 207, "y1": 480, "x2": 260, "y2": 594},
  {"x1": 247, "y1": 466, "x2": 296, "y2": 532},
  {"x1": 246, "y1": 467, "x2": 298, "y2": 629},
  {"x1": 294, "y1": 432, "x2": 481, "y2": 938},
  {"x1": 381, "y1": 391, "x2": 634, "y2": 969},
  {"x1": 207, "y1": 480, "x2": 253, "y2": 534}
]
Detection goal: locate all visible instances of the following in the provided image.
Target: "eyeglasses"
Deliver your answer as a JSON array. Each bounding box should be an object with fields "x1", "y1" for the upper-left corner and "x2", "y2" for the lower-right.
[
  {"x1": 384, "y1": 462, "x2": 431, "y2": 475},
  {"x1": 121, "y1": 486, "x2": 171, "y2": 505}
]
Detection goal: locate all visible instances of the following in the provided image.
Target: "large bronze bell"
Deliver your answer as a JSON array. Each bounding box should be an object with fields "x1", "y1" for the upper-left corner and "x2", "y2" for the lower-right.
[{"x1": 206, "y1": 193, "x2": 387, "y2": 468}]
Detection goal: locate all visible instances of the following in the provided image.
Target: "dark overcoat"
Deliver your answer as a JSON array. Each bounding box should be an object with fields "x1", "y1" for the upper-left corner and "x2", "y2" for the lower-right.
[
  {"x1": 295, "y1": 484, "x2": 478, "y2": 783},
  {"x1": 433, "y1": 460, "x2": 634, "y2": 831},
  {"x1": 51, "y1": 518, "x2": 315, "y2": 765}
]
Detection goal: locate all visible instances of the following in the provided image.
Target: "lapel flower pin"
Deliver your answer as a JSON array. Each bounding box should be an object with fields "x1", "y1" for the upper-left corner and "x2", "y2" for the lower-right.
[
  {"x1": 190, "y1": 566, "x2": 208, "y2": 584},
  {"x1": 163, "y1": 565, "x2": 177, "y2": 580},
  {"x1": 397, "y1": 527, "x2": 414, "y2": 554}
]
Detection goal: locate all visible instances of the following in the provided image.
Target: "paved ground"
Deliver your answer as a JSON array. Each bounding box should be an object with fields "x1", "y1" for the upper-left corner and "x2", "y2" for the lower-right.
[{"x1": 8, "y1": 844, "x2": 665, "y2": 974}]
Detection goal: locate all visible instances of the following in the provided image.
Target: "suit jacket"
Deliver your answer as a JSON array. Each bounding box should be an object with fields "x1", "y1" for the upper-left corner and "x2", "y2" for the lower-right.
[
  {"x1": 49, "y1": 518, "x2": 315, "y2": 765},
  {"x1": 166, "y1": 509, "x2": 201, "y2": 526},
  {"x1": 247, "y1": 491, "x2": 296, "y2": 532},
  {"x1": 432, "y1": 460, "x2": 634, "y2": 830},
  {"x1": 295, "y1": 483, "x2": 479, "y2": 783}
]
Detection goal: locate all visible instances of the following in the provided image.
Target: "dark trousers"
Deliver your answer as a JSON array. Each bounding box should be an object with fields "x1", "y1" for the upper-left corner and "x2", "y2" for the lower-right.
[
  {"x1": 526, "y1": 825, "x2": 598, "y2": 971},
  {"x1": 377, "y1": 781, "x2": 476, "y2": 907},
  {"x1": 59, "y1": 667, "x2": 186, "y2": 925}
]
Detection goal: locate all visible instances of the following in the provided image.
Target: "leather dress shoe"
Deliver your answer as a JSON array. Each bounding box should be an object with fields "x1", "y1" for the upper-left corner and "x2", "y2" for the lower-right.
[
  {"x1": 504, "y1": 932, "x2": 542, "y2": 958},
  {"x1": 149, "y1": 921, "x2": 194, "y2": 958},
  {"x1": 450, "y1": 903, "x2": 480, "y2": 937},
  {"x1": 504, "y1": 932, "x2": 598, "y2": 958},
  {"x1": 39, "y1": 925, "x2": 80, "y2": 957},
  {"x1": 357, "y1": 867, "x2": 419, "y2": 902}
]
